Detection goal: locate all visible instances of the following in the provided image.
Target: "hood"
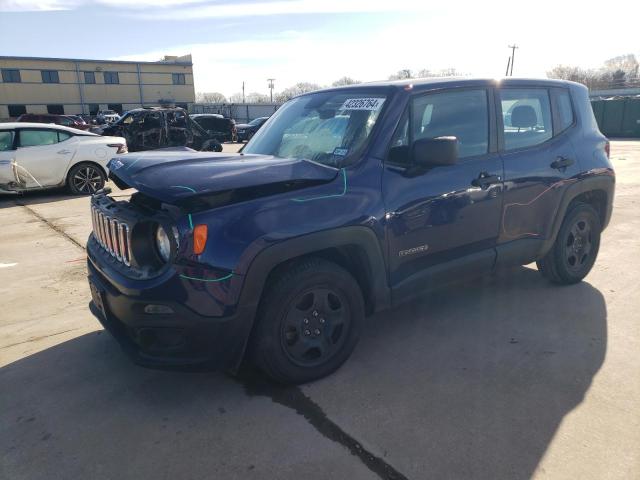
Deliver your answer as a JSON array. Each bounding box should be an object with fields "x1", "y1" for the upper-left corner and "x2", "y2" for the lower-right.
[{"x1": 107, "y1": 151, "x2": 339, "y2": 207}]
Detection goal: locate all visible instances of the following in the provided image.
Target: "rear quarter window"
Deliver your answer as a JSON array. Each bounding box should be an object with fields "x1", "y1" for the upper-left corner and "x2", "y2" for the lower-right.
[{"x1": 556, "y1": 90, "x2": 575, "y2": 132}]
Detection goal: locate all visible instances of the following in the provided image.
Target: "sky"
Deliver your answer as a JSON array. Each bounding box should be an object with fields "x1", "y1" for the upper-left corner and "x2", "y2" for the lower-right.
[{"x1": 1, "y1": 0, "x2": 639, "y2": 98}]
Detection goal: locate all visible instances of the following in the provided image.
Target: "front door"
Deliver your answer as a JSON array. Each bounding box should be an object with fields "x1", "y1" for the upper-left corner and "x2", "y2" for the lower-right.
[
  {"x1": 15, "y1": 128, "x2": 75, "y2": 187},
  {"x1": 383, "y1": 88, "x2": 504, "y2": 302}
]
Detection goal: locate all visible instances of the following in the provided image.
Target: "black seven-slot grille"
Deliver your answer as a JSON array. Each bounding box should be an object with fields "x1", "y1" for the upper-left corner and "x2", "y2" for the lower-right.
[{"x1": 91, "y1": 205, "x2": 132, "y2": 266}]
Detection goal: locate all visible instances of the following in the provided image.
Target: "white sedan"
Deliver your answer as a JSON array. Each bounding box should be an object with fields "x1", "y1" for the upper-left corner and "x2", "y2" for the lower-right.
[{"x1": 0, "y1": 122, "x2": 127, "y2": 195}]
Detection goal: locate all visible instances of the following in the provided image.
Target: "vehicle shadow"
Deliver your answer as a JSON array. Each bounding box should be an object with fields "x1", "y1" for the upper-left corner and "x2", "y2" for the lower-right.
[
  {"x1": 304, "y1": 265, "x2": 608, "y2": 479},
  {"x1": 0, "y1": 266, "x2": 606, "y2": 479},
  {"x1": 0, "y1": 188, "x2": 80, "y2": 209}
]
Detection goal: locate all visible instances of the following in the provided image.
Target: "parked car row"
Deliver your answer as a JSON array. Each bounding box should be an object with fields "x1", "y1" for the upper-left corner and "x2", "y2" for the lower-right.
[
  {"x1": 0, "y1": 122, "x2": 126, "y2": 194},
  {"x1": 0, "y1": 107, "x2": 271, "y2": 196}
]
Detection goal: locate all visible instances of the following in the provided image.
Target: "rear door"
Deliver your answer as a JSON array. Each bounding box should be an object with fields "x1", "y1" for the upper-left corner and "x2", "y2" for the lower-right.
[
  {"x1": 496, "y1": 86, "x2": 579, "y2": 263},
  {"x1": 383, "y1": 87, "x2": 504, "y2": 301},
  {"x1": 15, "y1": 128, "x2": 76, "y2": 187}
]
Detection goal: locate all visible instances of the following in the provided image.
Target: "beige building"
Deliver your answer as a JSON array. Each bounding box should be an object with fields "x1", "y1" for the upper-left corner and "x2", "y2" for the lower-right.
[{"x1": 0, "y1": 54, "x2": 195, "y2": 119}]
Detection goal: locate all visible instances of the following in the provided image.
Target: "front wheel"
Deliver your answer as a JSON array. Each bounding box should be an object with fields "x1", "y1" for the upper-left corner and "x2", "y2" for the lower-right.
[
  {"x1": 250, "y1": 258, "x2": 364, "y2": 384},
  {"x1": 536, "y1": 202, "x2": 601, "y2": 284},
  {"x1": 67, "y1": 163, "x2": 106, "y2": 195}
]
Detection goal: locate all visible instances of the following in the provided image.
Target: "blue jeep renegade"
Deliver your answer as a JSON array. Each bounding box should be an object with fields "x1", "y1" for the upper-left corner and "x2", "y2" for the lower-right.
[{"x1": 87, "y1": 78, "x2": 614, "y2": 384}]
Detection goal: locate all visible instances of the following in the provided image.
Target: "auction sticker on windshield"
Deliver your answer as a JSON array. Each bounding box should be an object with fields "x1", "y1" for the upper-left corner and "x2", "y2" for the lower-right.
[{"x1": 340, "y1": 98, "x2": 385, "y2": 111}]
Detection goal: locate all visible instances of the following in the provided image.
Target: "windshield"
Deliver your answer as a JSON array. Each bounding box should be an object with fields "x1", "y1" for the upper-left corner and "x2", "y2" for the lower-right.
[{"x1": 243, "y1": 90, "x2": 387, "y2": 166}]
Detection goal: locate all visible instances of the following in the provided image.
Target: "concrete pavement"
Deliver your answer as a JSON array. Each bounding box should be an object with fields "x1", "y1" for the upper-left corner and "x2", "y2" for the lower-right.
[{"x1": 1, "y1": 141, "x2": 638, "y2": 480}]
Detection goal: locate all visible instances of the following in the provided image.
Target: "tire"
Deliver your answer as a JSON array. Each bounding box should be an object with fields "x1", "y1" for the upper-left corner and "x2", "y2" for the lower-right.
[
  {"x1": 536, "y1": 202, "x2": 601, "y2": 284},
  {"x1": 201, "y1": 139, "x2": 223, "y2": 152},
  {"x1": 250, "y1": 258, "x2": 364, "y2": 384},
  {"x1": 67, "y1": 163, "x2": 106, "y2": 195}
]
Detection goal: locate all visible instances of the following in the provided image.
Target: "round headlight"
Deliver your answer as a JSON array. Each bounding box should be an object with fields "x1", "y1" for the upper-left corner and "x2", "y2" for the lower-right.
[{"x1": 155, "y1": 225, "x2": 171, "y2": 262}]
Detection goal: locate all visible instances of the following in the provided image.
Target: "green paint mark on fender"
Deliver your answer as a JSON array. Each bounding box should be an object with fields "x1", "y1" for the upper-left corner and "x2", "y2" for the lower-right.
[
  {"x1": 171, "y1": 185, "x2": 197, "y2": 193},
  {"x1": 291, "y1": 168, "x2": 347, "y2": 202},
  {"x1": 179, "y1": 272, "x2": 234, "y2": 283}
]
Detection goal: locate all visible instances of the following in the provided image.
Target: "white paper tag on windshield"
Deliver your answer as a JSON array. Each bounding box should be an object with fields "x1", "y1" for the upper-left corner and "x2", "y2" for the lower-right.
[{"x1": 339, "y1": 98, "x2": 385, "y2": 111}]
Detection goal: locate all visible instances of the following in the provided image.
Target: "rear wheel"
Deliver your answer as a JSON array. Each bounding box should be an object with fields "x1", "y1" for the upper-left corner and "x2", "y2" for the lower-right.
[
  {"x1": 67, "y1": 163, "x2": 105, "y2": 195},
  {"x1": 250, "y1": 258, "x2": 364, "y2": 384},
  {"x1": 536, "y1": 202, "x2": 601, "y2": 284}
]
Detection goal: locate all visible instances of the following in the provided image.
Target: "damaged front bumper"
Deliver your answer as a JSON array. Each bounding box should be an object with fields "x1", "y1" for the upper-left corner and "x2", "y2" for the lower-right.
[{"x1": 87, "y1": 255, "x2": 255, "y2": 371}]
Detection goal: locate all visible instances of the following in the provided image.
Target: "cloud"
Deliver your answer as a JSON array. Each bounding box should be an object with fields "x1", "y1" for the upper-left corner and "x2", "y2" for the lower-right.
[
  {"x1": 0, "y1": 0, "x2": 79, "y2": 10},
  {"x1": 141, "y1": 0, "x2": 435, "y2": 20},
  {"x1": 0, "y1": 0, "x2": 210, "y2": 11}
]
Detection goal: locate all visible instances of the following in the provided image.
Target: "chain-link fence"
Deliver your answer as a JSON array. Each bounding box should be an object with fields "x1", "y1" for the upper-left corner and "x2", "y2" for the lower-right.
[{"x1": 190, "y1": 103, "x2": 281, "y2": 123}]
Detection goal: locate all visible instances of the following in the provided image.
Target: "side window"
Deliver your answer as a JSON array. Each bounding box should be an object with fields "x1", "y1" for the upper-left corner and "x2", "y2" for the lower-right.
[
  {"x1": 500, "y1": 88, "x2": 552, "y2": 151},
  {"x1": 0, "y1": 131, "x2": 15, "y2": 151},
  {"x1": 412, "y1": 89, "x2": 488, "y2": 159},
  {"x1": 18, "y1": 130, "x2": 60, "y2": 147},
  {"x1": 556, "y1": 90, "x2": 574, "y2": 132},
  {"x1": 58, "y1": 132, "x2": 72, "y2": 142}
]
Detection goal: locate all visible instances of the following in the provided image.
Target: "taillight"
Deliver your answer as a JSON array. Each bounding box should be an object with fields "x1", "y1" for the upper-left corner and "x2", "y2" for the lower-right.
[
  {"x1": 604, "y1": 141, "x2": 610, "y2": 159},
  {"x1": 108, "y1": 143, "x2": 128, "y2": 154}
]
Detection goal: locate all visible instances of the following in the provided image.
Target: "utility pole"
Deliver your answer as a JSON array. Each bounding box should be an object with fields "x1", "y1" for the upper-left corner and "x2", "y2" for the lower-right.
[
  {"x1": 267, "y1": 78, "x2": 275, "y2": 102},
  {"x1": 242, "y1": 81, "x2": 245, "y2": 103},
  {"x1": 505, "y1": 56, "x2": 511, "y2": 77},
  {"x1": 508, "y1": 44, "x2": 518, "y2": 76}
]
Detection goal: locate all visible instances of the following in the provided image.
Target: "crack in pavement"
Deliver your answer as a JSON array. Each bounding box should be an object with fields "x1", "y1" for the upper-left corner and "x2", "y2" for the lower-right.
[
  {"x1": 1, "y1": 328, "x2": 82, "y2": 350},
  {"x1": 16, "y1": 202, "x2": 86, "y2": 251},
  {"x1": 239, "y1": 368, "x2": 410, "y2": 480}
]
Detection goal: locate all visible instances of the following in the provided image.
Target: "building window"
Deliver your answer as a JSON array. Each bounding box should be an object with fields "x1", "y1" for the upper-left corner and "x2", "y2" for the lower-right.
[
  {"x1": 107, "y1": 104, "x2": 123, "y2": 114},
  {"x1": 172, "y1": 73, "x2": 186, "y2": 85},
  {"x1": 84, "y1": 71, "x2": 96, "y2": 84},
  {"x1": 104, "y1": 72, "x2": 119, "y2": 84},
  {"x1": 8, "y1": 105, "x2": 27, "y2": 117},
  {"x1": 88, "y1": 104, "x2": 100, "y2": 115},
  {"x1": 1, "y1": 69, "x2": 21, "y2": 83},
  {"x1": 41, "y1": 70, "x2": 60, "y2": 83},
  {"x1": 47, "y1": 104, "x2": 65, "y2": 114}
]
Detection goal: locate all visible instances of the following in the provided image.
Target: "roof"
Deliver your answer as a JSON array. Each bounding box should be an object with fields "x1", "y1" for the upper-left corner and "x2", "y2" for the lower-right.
[
  {"x1": 0, "y1": 122, "x2": 98, "y2": 135},
  {"x1": 319, "y1": 77, "x2": 578, "y2": 93},
  {"x1": 0, "y1": 55, "x2": 193, "y2": 66}
]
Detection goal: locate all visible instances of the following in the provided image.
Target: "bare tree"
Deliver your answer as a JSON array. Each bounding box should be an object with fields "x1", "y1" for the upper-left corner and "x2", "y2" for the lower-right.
[
  {"x1": 604, "y1": 54, "x2": 639, "y2": 79},
  {"x1": 246, "y1": 92, "x2": 270, "y2": 103},
  {"x1": 274, "y1": 82, "x2": 322, "y2": 102},
  {"x1": 548, "y1": 54, "x2": 640, "y2": 89},
  {"x1": 196, "y1": 92, "x2": 227, "y2": 103},
  {"x1": 332, "y1": 76, "x2": 360, "y2": 86},
  {"x1": 416, "y1": 68, "x2": 461, "y2": 78},
  {"x1": 229, "y1": 92, "x2": 245, "y2": 103},
  {"x1": 388, "y1": 69, "x2": 413, "y2": 80}
]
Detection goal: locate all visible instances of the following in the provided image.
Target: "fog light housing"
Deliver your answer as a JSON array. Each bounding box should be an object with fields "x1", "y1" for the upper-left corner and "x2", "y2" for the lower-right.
[{"x1": 144, "y1": 304, "x2": 174, "y2": 315}]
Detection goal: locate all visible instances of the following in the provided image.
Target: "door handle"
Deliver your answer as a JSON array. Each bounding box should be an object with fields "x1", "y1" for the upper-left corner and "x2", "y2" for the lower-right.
[
  {"x1": 550, "y1": 156, "x2": 574, "y2": 169},
  {"x1": 57, "y1": 149, "x2": 71, "y2": 155},
  {"x1": 472, "y1": 172, "x2": 501, "y2": 189}
]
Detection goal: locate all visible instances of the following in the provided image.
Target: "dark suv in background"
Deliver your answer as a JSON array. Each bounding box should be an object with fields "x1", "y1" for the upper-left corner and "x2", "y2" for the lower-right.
[
  {"x1": 87, "y1": 78, "x2": 614, "y2": 384},
  {"x1": 190, "y1": 114, "x2": 237, "y2": 142},
  {"x1": 236, "y1": 116, "x2": 269, "y2": 142},
  {"x1": 100, "y1": 107, "x2": 222, "y2": 152}
]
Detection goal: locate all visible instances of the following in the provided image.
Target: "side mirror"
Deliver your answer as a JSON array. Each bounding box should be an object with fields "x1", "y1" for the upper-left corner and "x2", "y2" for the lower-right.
[{"x1": 412, "y1": 136, "x2": 458, "y2": 167}]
